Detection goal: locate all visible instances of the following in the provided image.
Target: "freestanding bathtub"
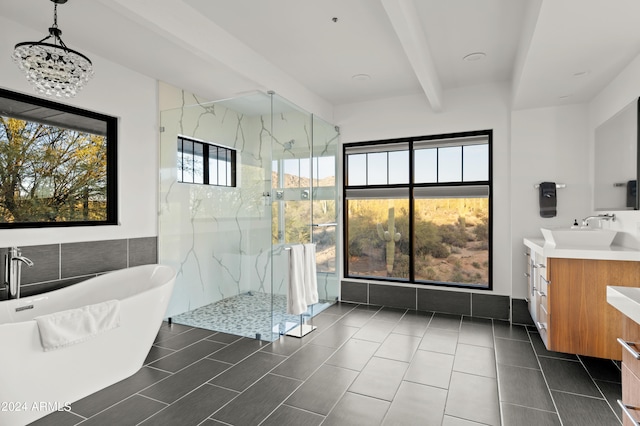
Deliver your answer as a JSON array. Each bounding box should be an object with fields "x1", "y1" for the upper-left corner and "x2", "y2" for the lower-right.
[{"x1": 0, "y1": 264, "x2": 176, "y2": 426}]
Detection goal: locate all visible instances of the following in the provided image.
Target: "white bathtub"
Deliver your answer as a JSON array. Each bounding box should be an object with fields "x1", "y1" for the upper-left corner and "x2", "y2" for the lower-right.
[{"x1": 0, "y1": 264, "x2": 176, "y2": 426}]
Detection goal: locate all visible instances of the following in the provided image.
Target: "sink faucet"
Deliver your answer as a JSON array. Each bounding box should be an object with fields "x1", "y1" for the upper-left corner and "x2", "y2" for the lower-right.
[
  {"x1": 581, "y1": 213, "x2": 616, "y2": 227},
  {"x1": 4, "y1": 247, "x2": 34, "y2": 300}
]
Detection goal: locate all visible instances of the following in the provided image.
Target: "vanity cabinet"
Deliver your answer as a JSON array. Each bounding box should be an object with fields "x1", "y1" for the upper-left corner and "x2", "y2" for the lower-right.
[
  {"x1": 536, "y1": 257, "x2": 640, "y2": 360},
  {"x1": 619, "y1": 316, "x2": 640, "y2": 425}
]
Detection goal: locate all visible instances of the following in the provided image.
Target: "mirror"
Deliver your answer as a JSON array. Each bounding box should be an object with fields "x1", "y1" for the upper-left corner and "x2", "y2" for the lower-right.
[{"x1": 594, "y1": 97, "x2": 639, "y2": 211}]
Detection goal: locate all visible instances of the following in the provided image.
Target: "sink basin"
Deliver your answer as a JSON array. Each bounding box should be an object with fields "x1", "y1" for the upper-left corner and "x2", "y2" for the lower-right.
[{"x1": 540, "y1": 227, "x2": 617, "y2": 247}]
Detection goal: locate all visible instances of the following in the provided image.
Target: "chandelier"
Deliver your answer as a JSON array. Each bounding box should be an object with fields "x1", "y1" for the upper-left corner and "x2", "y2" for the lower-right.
[{"x1": 12, "y1": 0, "x2": 93, "y2": 98}]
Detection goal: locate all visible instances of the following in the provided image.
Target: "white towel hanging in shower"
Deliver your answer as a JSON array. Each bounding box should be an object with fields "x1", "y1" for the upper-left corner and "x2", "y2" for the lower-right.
[
  {"x1": 287, "y1": 244, "x2": 307, "y2": 315},
  {"x1": 303, "y1": 243, "x2": 319, "y2": 306}
]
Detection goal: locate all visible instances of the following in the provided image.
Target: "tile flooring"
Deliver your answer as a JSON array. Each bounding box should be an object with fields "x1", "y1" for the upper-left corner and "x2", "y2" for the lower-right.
[{"x1": 33, "y1": 303, "x2": 622, "y2": 425}]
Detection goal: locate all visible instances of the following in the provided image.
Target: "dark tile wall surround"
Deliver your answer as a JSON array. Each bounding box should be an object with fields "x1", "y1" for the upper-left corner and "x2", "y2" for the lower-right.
[
  {"x1": 341, "y1": 280, "x2": 511, "y2": 321},
  {"x1": 0, "y1": 237, "x2": 157, "y2": 300}
]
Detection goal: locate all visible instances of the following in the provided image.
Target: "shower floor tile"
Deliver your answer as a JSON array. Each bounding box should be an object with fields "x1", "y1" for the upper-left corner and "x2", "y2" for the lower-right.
[{"x1": 170, "y1": 292, "x2": 331, "y2": 341}]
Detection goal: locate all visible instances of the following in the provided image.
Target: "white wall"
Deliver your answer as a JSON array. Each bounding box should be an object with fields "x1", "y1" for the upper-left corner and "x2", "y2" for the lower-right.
[
  {"x1": 510, "y1": 104, "x2": 590, "y2": 298},
  {"x1": 335, "y1": 83, "x2": 512, "y2": 296},
  {"x1": 0, "y1": 16, "x2": 158, "y2": 246}
]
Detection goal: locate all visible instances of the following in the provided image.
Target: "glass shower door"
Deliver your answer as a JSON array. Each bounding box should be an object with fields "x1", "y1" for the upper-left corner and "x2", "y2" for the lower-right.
[{"x1": 269, "y1": 96, "x2": 340, "y2": 338}]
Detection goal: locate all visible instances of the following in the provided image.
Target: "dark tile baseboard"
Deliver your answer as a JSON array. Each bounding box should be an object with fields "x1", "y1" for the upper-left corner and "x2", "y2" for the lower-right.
[
  {"x1": 341, "y1": 280, "x2": 510, "y2": 321},
  {"x1": 0, "y1": 237, "x2": 158, "y2": 301}
]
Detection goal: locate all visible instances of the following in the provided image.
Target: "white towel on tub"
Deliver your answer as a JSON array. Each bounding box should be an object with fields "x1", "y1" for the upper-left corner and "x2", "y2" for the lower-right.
[
  {"x1": 288, "y1": 245, "x2": 307, "y2": 315},
  {"x1": 34, "y1": 300, "x2": 121, "y2": 351}
]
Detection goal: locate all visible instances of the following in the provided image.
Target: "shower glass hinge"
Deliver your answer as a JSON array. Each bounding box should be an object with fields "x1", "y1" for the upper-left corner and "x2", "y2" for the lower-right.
[{"x1": 159, "y1": 126, "x2": 165, "y2": 133}]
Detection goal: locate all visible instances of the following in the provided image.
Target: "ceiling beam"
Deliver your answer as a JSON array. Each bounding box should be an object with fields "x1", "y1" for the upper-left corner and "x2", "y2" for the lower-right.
[{"x1": 381, "y1": 0, "x2": 443, "y2": 112}]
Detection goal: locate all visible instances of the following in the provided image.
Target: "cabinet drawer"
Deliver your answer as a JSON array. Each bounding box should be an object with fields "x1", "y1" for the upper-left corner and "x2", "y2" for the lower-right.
[
  {"x1": 621, "y1": 364, "x2": 640, "y2": 426},
  {"x1": 537, "y1": 303, "x2": 549, "y2": 348},
  {"x1": 537, "y1": 274, "x2": 549, "y2": 312},
  {"x1": 622, "y1": 316, "x2": 640, "y2": 379}
]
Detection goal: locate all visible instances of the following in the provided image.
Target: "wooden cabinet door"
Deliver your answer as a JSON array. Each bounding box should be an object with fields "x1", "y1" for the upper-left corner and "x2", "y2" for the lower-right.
[{"x1": 548, "y1": 258, "x2": 640, "y2": 360}]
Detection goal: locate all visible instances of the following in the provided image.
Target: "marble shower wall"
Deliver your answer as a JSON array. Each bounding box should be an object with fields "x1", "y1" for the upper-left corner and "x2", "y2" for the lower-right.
[
  {"x1": 160, "y1": 90, "x2": 340, "y2": 318},
  {"x1": 160, "y1": 93, "x2": 273, "y2": 317}
]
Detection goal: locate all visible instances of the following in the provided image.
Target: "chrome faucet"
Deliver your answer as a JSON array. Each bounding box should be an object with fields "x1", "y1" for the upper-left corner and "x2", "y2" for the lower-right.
[
  {"x1": 581, "y1": 213, "x2": 616, "y2": 227},
  {"x1": 4, "y1": 247, "x2": 34, "y2": 300}
]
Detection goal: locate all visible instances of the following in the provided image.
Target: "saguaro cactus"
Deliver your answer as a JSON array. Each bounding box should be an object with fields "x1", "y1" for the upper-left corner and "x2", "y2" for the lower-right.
[{"x1": 377, "y1": 206, "x2": 401, "y2": 275}]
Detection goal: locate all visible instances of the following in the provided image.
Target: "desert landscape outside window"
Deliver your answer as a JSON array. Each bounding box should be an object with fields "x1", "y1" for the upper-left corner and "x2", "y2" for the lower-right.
[{"x1": 344, "y1": 130, "x2": 492, "y2": 289}]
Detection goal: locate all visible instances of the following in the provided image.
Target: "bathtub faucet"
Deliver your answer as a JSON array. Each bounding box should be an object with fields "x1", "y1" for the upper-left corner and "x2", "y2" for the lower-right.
[{"x1": 4, "y1": 247, "x2": 34, "y2": 300}]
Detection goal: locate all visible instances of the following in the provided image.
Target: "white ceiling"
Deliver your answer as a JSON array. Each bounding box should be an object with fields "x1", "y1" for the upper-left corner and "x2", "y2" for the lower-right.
[{"x1": 3, "y1": 0, "x2": 640, "y2": 114}]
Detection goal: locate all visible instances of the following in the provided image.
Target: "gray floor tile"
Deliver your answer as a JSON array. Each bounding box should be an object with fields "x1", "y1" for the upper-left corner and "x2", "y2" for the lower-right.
[
  {"x1": 349, "y1": 356, "x2": 408, "y2": 401},
  {"x1": 528, "y1": 331, "x2": 577, "y2": 360},
  {"x1": 371, "y1": 306, "x2": 407, "y2": 322},
  {"x1": 338, "y1": 309, "x2": 376, "y2": 327},
  {"x1": 210, "y1": 351, "x2": 286, "y2": 391},
  {"x1": 322, "y1": 302, "x2": 358, "y2": 316},
  {"x1": 383, "y1": 381, "x2": 447, "y2": 425},
  {"x1": 442, "y1": 416, "x2": 486, "y2": 425},
  {"x1": 144, "y1": 345, "x2": 175, "y2": 365},
  {"x1": 352, "y1": 319, "x2": 396, "y2": 342},
  {"x1": 207, "y1": 337, "x2": 266, "y2": 364},
  {"x1": 80, "y1": 395, "x2": 166, "y2": 426},
  {"x1": 392, "y1": 311, "x2": 432, "y2": 336},
  {"x1": 420, "y1": 327, "x2": 459, "y2": 355},
  {"x1": 552, "y1": 390, "x2": 621, "y2": 426},
  {"x1": 261, "y1": 405, "x2": 325, "y2": 426},
  {"x1": 155, "y1": 327, "x2": 214, "y2": 350},
  {"x1": 428, "y1": 313, "x2": 462, "y2": 331},
  {"x1": 156, "y1": 322, "x2": 195, "y2": 341},
  {"x1": 404, "y1": 349, "x2": 454, "y2": 389},
  {"x1": 501, "y1": 403, "x2": 561, "y2": 426},
  {"x1": 325, "y1": 338, "x2": 380, "y2": 371},
  {"x1": 595, "y1": 379, "x2": 623, "y2": 423},
  {"x1": 308, "y1": 312, "x2": 343, "y2": 329},
  {"x1": 539, "y1": 357, "x2": 602, "y2": 397},
  {"x1": 207, "y1": 331, "x2": 242, "y2": 344},
  {"x1": 453, "y1": 343, "x2": 496, "y2": 378},
  {"x1": 579, "y1": 355, "x2": 622, "y2": 383},
  {"x1": 140, "y1": 384, "x2": 237, "y2": 426},
  {"x1": 497, "y1": 363, "x2": 555, "y2": 411},
  {"x1": 212, "y1": 374, "x2": 302, "y2": 425},
  {"x1": 71, "y1": 366, "x2": 170, "y2": 417},
  {"x1": 28, "y1": 410, "x2": 85, "y2": 426},
  {"x1": 261, "y1": 335, "x2": 307, "y2": 356},
  {"x1": 458, "y1": 322, "x2": 494, "y2": 348},
  {"x1": 374, "y1": 333, "x2": 421, "y2": 362},
  {"x1": 445, "y1": 371, "x2": 500, "y2": 426},
  {"x1": 140, "y1": 359, "x2": 230, "y2": 404},
  {"x1": 493, "y1": 321, "x2": 530, "y2": 341},
  {"x1": 286, "y1": 364, "x2": 358, "y2": 415},
  {"x1": 149, "y1": 339, "x2": 226, "y2": 373},
  {"x1": 308, "y1": 323, "x2": 359, "y2": 348},
  {"x1": 323, "y1": 392, "x2": 390, "y2": 426},
  {"x1": 495, "y1": 337, "x2": 539, "y2": 369},
  {"x1": 271, "y1": 343, "x2": 336, "y2": 380}
]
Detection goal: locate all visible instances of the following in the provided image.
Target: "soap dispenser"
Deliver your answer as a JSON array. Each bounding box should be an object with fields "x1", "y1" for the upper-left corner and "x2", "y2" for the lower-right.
[{"x1": 571, "y1": 219, "x2": 579, "y2": 229}]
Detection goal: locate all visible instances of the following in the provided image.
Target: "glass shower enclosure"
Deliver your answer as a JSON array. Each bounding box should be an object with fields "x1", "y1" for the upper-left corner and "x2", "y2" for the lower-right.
[{"x1": 158, "y1": 90, "x2": 339, "y2": 341}]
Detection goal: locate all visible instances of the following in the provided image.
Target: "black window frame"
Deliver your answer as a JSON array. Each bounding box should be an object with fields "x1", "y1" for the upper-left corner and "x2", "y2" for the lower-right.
[
  {"x1": 0, "y1": 87, "x2": 118, "y2": 229},
  {"x1": 343, "y1": 129, "x2": 493, "y2": 290},
  {"x1": 177, "y1": 135, "x2": 236, "y2": 187}
]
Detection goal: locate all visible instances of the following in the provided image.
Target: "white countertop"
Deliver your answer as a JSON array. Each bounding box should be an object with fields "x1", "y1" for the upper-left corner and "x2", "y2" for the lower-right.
[
  {"x1": 524, "y1": 237, "x2": 640, "y2": 261},
  {"x1": 608, "y1": 286, "x2": 640, "y2": 325}
]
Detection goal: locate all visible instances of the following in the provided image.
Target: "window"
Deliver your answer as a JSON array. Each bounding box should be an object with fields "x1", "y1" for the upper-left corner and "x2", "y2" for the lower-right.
[
  {"x1": 0, "y1": 88, "x2": 117, "y2": 228},
  {"x1": 177, "y1": 136, "x2": 236, "y2": 187},
  {"x1": 344, "y1": 130, "x2": 492, "y2": 289}
]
